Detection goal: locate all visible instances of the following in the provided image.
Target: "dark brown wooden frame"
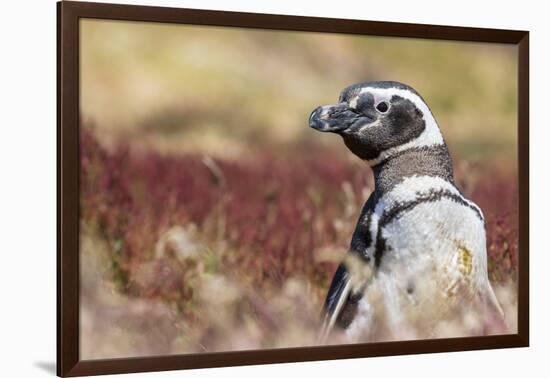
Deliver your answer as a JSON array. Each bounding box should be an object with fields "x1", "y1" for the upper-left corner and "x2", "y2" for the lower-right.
[{"x1": 57, "y1": 1, "x2": 529, "y2": 376}]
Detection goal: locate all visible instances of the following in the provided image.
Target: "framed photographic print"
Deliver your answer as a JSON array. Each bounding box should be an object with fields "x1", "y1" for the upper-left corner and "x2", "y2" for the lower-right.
[{"x1": 57, "y1": 1, "x2": 529, "y2": 376}]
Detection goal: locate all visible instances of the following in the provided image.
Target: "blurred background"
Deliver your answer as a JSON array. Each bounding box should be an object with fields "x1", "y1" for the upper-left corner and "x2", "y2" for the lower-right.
[{"x1": 79, "y1": 19, "x2": 518, "y2": 359}]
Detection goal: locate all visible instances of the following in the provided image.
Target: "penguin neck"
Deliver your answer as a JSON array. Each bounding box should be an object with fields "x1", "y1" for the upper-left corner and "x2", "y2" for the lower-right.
[{"x1": 370, "y1": 144, "x2": 455, "y2": 195}]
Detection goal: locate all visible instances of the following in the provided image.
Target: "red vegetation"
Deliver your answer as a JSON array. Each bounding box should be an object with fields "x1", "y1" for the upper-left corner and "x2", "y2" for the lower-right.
[{"x1": 80, "y1": 126, "x2": 518, "y2": 314}]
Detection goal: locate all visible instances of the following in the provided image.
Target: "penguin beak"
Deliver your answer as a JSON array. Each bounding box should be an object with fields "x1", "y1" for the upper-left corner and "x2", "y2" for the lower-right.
[
  {"x1": 309, "y1": 103, "x2": 365, "y2": 133},
  {"x1": 309, "y1": 104, "x2": 352, "y2": 132}
]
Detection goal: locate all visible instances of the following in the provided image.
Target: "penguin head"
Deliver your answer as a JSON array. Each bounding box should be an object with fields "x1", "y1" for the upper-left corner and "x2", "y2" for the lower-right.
[{"x1": 309, "y1": 81, "x2": 444, "y2": 165}]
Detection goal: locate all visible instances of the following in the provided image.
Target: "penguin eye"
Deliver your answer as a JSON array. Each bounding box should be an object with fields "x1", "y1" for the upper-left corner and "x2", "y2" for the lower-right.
[{"x1": 376, "y1": 101, "x2": 389, "y2": 113}]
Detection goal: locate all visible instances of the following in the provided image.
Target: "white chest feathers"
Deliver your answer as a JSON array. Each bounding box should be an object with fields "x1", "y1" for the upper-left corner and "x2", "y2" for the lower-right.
[{"x1": 346, "y1": 175, "x2": 497, "y2": 341}]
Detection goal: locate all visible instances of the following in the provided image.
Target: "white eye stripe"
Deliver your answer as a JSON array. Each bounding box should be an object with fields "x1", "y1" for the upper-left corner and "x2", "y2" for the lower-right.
[
  {"x1": 349, "y1": 93, "x2": 391, "y2": 111},
  {"x1": 371, "y1": 92, "x2": 391, "y2": 104},
  {"x1": 360, "y1": 87, "x2": 436, "y2": 126}
]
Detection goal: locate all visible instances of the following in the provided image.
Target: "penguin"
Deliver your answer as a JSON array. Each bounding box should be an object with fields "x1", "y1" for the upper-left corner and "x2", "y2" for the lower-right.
[{"x1": 309, "y1": 81, "x2": 504, "y2": 342}]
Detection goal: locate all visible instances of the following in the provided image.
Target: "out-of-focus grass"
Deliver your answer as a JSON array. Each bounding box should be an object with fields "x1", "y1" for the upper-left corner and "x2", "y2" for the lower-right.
[
  {"x1": 80, "y1": 126, "x2": 517, "y2": 359},
  {"x1": 81, "y1": 19, "x2": 517, "y2": 165}
]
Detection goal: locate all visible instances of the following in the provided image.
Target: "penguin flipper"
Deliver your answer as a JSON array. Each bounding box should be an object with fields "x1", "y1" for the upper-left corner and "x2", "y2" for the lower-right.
[
  {"x1": 320, "y1": 264, "x2": 351, "y2": 342},
  {"x1": 319, "y1": 263, "x2": 364, "y2": 342}
]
